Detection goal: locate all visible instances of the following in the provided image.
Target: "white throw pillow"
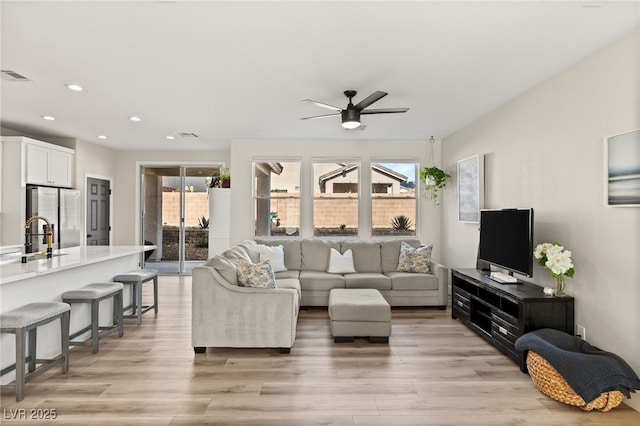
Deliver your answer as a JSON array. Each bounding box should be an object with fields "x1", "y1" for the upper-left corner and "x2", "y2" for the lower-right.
[
  {"x1": 327, "y1": 248, "x2": 356, "y2": 274},
  {"x1": 257, "y1": 244, "x2": 287, "y2": 273},
  {"x1": 237, "y1": 260, "x2": 277, "y2": 288}
]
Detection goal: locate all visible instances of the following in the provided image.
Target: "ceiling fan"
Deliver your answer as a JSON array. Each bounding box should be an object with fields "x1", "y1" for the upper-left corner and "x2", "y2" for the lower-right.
[{"x1": 301, "y1": 90, "x2": 409, "y2": 129}]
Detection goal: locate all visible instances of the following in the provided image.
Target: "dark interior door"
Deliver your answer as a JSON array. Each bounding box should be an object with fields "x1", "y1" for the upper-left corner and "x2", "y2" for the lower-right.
[{"x1": 86, "y1": 177, "x2": 110, "y2": 245}]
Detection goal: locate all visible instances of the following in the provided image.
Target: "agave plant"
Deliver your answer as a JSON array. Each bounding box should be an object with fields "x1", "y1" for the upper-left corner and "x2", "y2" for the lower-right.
[
  {"x1": 198, "y1": 216, "x2": 209, "y2": 229},
  {"x1": 391, "y1": 215, "x2": 413, "y2": 231}
]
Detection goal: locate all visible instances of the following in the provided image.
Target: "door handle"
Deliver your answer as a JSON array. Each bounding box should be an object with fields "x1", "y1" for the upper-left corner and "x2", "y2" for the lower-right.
[{"x1": 87, "y1": 234, "x2": 93, "y2": 238}]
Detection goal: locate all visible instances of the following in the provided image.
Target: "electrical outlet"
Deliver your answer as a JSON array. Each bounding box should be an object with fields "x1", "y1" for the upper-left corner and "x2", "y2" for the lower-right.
[{"x1": 576, "y1": 324, "x2": 586, "y2": 341}]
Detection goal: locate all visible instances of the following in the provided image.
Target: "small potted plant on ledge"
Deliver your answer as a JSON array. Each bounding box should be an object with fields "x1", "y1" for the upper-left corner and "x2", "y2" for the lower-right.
[
  {"x1": 220, "y1": 168, "x2": 231, "y2": 188},
  {"x1": 419, "y1": 166, "x2": 451, "y2": 205}
]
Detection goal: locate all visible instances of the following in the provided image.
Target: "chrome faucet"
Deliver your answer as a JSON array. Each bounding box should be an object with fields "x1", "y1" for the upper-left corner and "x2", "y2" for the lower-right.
[{"x1": 24, "y1": 215, "x2": 53, "y2": 258}]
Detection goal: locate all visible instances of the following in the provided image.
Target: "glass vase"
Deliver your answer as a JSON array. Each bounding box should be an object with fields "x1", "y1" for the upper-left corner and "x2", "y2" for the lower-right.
[{"x1": 555, "y1": 276, "x2": 566, "y2": 296}]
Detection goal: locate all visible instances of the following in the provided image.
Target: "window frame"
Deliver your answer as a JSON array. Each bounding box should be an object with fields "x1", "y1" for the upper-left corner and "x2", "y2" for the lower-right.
[
  {"x1": 252, "y1": 158, "x2": 302, "y2": 238},
  {"x1": 312, "y1": 158, "x2": 361, "y2": 238},
  {"x1": 370, "y1": 159, "x2": 419, "y2": 238}
]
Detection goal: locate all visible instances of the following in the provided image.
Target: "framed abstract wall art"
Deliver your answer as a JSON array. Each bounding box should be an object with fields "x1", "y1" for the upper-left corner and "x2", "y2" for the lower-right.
[
  {"x1": 606, "y1": 129, "x2": 640, "y2": 207},
  {"x1": 457, "y1": 154, "x2": 484, "y2": 223}
]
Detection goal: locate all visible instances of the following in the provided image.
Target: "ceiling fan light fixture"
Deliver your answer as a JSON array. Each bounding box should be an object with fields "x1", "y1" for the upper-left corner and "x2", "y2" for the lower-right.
[{"x1": 341, "y1": 109, "x2": 361, "y2": 129}]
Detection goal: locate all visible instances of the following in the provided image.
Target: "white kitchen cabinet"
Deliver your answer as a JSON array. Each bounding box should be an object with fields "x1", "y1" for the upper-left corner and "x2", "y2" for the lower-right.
[
  {"x1": 25, "y1": 141, "x2": 74, "y2": 187},
  {"x1": 0, "y1": 137, "x2": 75, "y2": 246}
]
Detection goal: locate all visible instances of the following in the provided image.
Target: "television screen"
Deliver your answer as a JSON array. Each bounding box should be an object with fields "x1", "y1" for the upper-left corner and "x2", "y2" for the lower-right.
[{"x1": 478, "y1": 208, "x2": 534, "y2": 277}]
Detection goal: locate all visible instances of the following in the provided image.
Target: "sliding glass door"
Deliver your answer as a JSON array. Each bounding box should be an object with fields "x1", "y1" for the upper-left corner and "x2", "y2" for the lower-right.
[{"x1": 141, "y1": 165, "x2": 220, "y2": 274}]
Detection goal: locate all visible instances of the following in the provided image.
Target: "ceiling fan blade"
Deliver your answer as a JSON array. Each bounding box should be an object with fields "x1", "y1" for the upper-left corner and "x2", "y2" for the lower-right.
[
  {"x1": 360, "y1": 108, "x2": 409, "y2": 115},
  {"x1": 300, "y1": 112, "x2": 341, "y2": 120},
  {"x1": 302, "y1": 99, "x2": 342, "y2": 111},
  {"x1": 354, "y1": 91, "x2": 388, "y2": 111}
]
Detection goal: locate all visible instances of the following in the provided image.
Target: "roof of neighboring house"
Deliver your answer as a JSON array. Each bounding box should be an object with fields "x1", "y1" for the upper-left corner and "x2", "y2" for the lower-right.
[{"x1": 319, "y1": 163, "x2": 407, "y2": 184}]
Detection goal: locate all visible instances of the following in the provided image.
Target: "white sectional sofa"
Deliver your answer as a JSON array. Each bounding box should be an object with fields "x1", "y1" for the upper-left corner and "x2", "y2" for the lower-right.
[{"x1": 191, "y1": 238, "x2": 448, "y2": 352}]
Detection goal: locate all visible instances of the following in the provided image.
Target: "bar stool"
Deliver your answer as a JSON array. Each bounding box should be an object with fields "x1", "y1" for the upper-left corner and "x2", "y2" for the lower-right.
[
  {"x1": 0, "y1": 302, "x2": 70, "y2": 401},
  {"x1": 113, "y1": 269, "x2": 159, "y2": 325},
  {"x1": 62, "y1": 282, "x2": 124, "y2": 353}
]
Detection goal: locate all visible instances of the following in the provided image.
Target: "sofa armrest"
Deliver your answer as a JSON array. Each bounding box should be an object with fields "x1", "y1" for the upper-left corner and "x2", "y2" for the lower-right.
[
  {"x1": 192, "y1": 265, "x2": 298, "y2": 349},
  {"x1": 429, "y1": 259, "x2": 450, "y2": 306}
]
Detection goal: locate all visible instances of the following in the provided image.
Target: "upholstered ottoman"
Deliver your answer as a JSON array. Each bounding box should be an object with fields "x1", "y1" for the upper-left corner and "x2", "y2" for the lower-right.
[{"x1": 328, "y1": 289, "x2": 391, "y2": 343}]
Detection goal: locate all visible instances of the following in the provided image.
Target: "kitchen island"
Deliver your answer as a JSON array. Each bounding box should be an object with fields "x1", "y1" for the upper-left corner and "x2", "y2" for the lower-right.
[{"x1": 1, "y1": 245, "x2": 155, "y2": 385}]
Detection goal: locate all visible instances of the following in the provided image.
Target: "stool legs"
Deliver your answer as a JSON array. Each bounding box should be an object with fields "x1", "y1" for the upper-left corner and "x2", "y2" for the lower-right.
[
  {"x1": 27, "y1": 328, "x2": 37, "y2": 372},
  {"x1": 91, "y1": 299, "x2": 100, "y2": 353},
  {"x1": 135, "y1": 282, "x2": 143, "y2": 325},
  {"x1": 114, "y1": 291, "x2": 124, "y2": 337},
  {"x1": 15, "y1": 327, "x2": 26, "y2": 402},
  {"x1": 153, "y1": 276, "x2": 159, "y2": 315},
  {"x1": 61, "y1": 311, "x2": 69, "y2": 372}
]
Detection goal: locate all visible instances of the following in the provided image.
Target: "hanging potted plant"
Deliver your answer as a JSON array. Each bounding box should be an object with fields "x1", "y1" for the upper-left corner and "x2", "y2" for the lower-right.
[{"x1": 419, "y1": 166, "x2": 451, "y2": 205}]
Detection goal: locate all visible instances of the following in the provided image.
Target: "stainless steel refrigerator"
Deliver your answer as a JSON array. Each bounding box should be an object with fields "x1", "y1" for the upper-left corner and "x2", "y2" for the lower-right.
[{"x1": 26, "y1": 185, "x2": 81, "y2": 253}]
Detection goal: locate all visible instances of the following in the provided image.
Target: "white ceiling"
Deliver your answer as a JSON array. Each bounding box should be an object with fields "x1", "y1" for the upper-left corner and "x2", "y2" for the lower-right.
[{"x1": 1, "y1": 1, "x2": 638, "y2": 151}]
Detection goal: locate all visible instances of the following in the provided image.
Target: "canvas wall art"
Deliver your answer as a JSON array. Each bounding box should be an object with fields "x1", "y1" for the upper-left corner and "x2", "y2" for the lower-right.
[{"x1": 606, "y1": 129, "x2": 640, "y2": 206}]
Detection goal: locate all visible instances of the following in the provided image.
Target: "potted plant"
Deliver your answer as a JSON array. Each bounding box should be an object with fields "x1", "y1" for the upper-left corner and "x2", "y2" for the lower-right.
[
  {"x1": 220, "y1": 168, "x2": 231, "y2": 188},
  {"x1": 419, "y1": 166, "x2": 451, "y2": 204}
]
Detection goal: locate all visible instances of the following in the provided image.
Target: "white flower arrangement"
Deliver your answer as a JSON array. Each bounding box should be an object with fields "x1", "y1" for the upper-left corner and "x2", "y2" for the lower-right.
[{"x1": 534, "y1": 242, "x2": 575, "y2": 295}]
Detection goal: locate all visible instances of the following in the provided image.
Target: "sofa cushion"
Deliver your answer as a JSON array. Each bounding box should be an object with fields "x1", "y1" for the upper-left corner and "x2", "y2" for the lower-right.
[
  {"x1": 397, "y1": 242, "x2": 432, "y2": 273},
  {"x1": 274, "y1": 270, "x2": 300, "y2": 280},
  {"x1": 237, "y1": 260, "x2": 277, "y2": 288},
  {"x1": 275, "y1": 278, "x2": 302, "y2": 301},
  {"x1": 257, "y1": 244, "x2": 287, "y2": 272},
  {"x1": 237, "y1": 239, "x2": 261, "y2": 263},
  {"x1": 386, "y1": 271, "x2": 439, "y2": 290},
  {"x1": 344, "y1": 273, "x2": 392, "y2": 290},
  {"x1": 254, "y1": 239, "x2": 302, "y2": 270},
  {"x1": 301, "y1": 240, "x2": 340, "y2": 271},
  {"x1": 327, "y1": 248, "x2": 356, "y2": 274},
  {"x1": 205, "y1": 255, "x2": 240, "y2": 285},
  {"x1": 299, "y1": 270, "x2": 345, "y2": 291},
  {"x1": 380, "y1": 239, "x2": 421, "y2": 273},
  {"x1": 341, "y1": 241, "x2": 382, "y2": 273}
]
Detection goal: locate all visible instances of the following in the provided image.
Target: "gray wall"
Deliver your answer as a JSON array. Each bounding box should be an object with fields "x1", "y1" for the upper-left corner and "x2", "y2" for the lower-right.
[{"x1": 441, "y1": 30, "x2": 639, "y2": 410}]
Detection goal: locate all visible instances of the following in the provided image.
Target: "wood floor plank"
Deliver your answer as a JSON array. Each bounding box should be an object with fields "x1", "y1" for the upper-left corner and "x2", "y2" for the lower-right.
[{"x1": 0, "y1": 275, "x2": 638, "y2": 425}]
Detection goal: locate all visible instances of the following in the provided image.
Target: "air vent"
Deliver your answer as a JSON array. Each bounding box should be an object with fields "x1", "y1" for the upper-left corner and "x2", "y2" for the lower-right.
[
  {"x1": 176, "y1": 132, "x2": 199, "y2": 138},
  {"x1": 1, "y1": 70, "x2": 31, "y2": 81}
]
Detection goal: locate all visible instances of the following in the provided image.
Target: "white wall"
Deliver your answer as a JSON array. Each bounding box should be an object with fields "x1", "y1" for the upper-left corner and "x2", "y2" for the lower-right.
[
  {"x1": 112, "y1": 149, "x2": 230, "y2": 245},
  {"x1": 442, "y1": 30, "x2": 639, "y2": 411},
  {"x1": 229, "y1": 138, "x2": 444, "y2": 259}
]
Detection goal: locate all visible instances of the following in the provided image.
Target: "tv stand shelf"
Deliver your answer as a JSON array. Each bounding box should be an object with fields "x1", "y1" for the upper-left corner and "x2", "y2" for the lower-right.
[{"x1": 451, "y1": 268, "x2": 574, "y2": 372}]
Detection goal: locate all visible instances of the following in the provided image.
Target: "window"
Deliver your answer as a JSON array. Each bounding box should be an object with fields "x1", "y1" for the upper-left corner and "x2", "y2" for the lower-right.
[
  {"x1": 371, "y1": 161, "x2": 417, "y2": 237},
  {"x1": 253, "y1": 161, "x2": 300, "y2": 237},
  {"x1": 313, "y1": 161, "x2": 359, "y2": 237}
]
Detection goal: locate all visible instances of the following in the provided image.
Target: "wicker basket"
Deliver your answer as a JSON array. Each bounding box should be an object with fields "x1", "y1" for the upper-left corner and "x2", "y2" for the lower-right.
[{"x1": 527, "y1": 350, "x2": 624, "y2": 412}]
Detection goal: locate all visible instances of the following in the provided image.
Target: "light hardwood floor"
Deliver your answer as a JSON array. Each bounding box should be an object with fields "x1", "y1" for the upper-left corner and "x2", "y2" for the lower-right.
[{"x1": 2, "y1": 275, "x2": 639, "y2": 425}]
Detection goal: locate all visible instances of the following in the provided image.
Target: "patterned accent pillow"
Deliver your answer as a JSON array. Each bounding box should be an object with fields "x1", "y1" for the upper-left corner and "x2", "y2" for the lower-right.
[
  {"x1": 327, "y1": 248, "x2": 356, "y2": 274},
  {"x1": 237, "y1": 261, "x2": 277, "y2": 288},
  {"x1": 396, "y1": 241, "x2": 432, "y2": 273}
]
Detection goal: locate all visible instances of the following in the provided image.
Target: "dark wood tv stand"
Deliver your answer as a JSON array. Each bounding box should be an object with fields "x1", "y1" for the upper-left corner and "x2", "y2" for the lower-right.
[{"x1": 451, "y1": 268, "x2": 574, "y2": 373}]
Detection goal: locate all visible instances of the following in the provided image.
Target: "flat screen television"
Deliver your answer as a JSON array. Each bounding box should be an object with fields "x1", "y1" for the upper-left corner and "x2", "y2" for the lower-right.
[{"x1": 478, "y1": 208, "x2": 534, "y2": 278}]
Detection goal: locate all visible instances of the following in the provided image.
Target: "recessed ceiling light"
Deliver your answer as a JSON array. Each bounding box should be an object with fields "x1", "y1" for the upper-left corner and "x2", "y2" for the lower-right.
[
  {"x1": 166, "y1": 135, "x2": 175, "y2": 140},
  {"x1": 98, "y1": 135, "x2": 108, "y2": 140},
  {"x1": 129, "y1": 116, "x2": 142, "y2": 122},
  {"x1": 41, "y1": 115, "x2": 55, "y2": 121},
  {"x1": 66, "y1": 83, "x2": 84, "y2": 91}
]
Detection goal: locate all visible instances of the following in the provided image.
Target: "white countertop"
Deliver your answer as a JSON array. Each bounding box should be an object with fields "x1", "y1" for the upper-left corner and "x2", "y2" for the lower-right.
[{"x1": 0, "y1": 245, "x2": 156, "y2": 285}]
